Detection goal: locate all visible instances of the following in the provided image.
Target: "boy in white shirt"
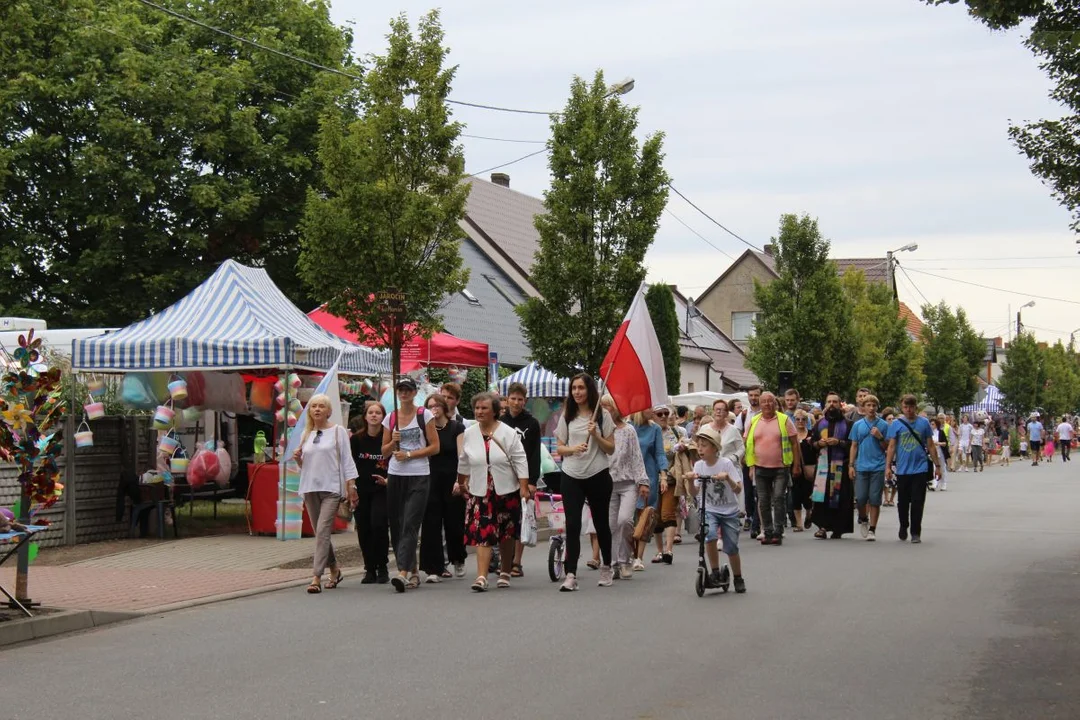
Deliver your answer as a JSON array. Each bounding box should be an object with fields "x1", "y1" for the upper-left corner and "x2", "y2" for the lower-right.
[{"x1": 687, "y1": 426, "x2": 746, "y2": 593}]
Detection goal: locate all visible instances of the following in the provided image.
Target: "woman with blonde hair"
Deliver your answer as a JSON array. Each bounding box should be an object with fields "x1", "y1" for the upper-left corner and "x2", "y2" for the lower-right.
[{"x1": 293, "y1": 394, "x2": 358, "y2": 594}]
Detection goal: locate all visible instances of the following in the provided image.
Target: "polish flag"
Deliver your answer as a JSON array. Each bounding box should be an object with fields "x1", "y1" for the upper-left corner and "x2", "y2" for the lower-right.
[{"x1": 600, "y1": 284, "x2": 669, "y2": 416}]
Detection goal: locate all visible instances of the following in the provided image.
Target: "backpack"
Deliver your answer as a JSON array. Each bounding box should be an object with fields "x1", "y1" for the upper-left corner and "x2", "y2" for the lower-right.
[{"x1": 389, "y1": 407, "x2": 428, "y2": 446}]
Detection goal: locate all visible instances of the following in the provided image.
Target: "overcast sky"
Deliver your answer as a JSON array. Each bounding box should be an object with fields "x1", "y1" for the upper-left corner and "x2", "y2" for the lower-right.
[{"x1": 334, "y1": 0, "x2": 1079, "y2": 346}]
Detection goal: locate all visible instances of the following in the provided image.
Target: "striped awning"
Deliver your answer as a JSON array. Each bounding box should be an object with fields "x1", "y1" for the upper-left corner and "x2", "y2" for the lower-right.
[
  {"x1": 961, "y1": 385, "x2": 1002, "y2": 414},
  {"x1": 497, "y1": 362, "x2": 569, "y2": 399},
  {"x1": 72, "y1": 260, "x2": 390, "y2": 375}
]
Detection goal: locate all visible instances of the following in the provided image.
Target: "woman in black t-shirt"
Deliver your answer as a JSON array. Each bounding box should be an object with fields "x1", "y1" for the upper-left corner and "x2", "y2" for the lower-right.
[
  {"x1": 419, "y1": 394, "x2": 466, "y2": 581},
  {"x1": 351, "y1": 401, "x2": 390, "y2": 584}
]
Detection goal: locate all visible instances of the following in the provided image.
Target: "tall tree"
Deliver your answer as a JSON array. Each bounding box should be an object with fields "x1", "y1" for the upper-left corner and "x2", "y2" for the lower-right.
[
  {"x1": 1041, "y1": 340, "x2": 1079, "y2": 417},
  {"x1": 841, "y1": 269, "x2": 924, "y2": 405},
  {"x1": 745, "y1": 214, "x2": 857, "y2": 401},
  {"x1": 298, "y1": 11, "x2": 469, "y2": 367},
  {"x1": 518, "y1": 71, "x2": 669, "y2": 378},
  {"x1": 644, "y1": 283, "x2": 681, "y2": 394},
  {"x1": 0, "y1": 0, "x2": 355, "y2": 326},
  {"x1": 920, "y1": 302, "x2": 986, "y2": 412},
  {"x1": 925, "y1": 1, "x2": 1080, "y2": 232},
  {"x1": 998, "y1": 331, "x2": 1045, "y2": 416}
]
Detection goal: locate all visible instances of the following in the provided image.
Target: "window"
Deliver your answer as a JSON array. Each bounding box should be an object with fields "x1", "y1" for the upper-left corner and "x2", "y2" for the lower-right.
[
  {"x1": 687, "y1": 382, "x2": 696, "y2": 393},
  {"x1": 460, "y1": 289, "x2": 481, "y2": 306},
  {"x1": 731, "y1": 311, "x2": 761, "y2": 341}
]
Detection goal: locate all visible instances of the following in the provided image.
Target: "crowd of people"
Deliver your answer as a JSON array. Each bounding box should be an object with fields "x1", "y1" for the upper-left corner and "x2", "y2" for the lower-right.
[{"x1": 292, "y1": 376, "x2": 1077, "y2": 595}]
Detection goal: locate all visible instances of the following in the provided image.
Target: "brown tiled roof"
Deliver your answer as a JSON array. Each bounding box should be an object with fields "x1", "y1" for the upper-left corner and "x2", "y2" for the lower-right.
[
  {"x1": 696, "y1": 249, "x2": 778, "y2": 305},
  {"x1": 833, "y1": 257, "x2": 889, "y2": 284},
  {"x1": 462, "y1": 177, "x2": 546, "y2": 279},
  {"x1": 898, "y1": 302, "x2": 925, "y2": 341}
]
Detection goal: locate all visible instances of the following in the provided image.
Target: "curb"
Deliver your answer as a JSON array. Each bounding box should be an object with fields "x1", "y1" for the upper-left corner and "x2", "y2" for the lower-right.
[{"x1": 0, "y1": 609, "x2": 142, "y2": 648}]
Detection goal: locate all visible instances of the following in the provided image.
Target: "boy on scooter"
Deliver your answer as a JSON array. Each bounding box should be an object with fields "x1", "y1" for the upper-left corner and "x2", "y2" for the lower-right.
[{"x1": 687, "y1": 426, "x2": 746, "y2": 593}]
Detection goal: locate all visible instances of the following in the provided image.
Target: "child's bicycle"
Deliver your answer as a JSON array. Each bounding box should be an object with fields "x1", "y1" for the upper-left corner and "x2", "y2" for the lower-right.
[
  {"x1": 694, "y1": 476, "x2": 731, "y2": 597},
  {"x1": 535, "y1": 490, "x2": 567, "y2": 582}
]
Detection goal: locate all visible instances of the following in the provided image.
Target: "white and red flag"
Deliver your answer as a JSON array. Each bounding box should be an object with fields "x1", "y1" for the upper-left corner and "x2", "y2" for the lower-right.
[{"x1": 600, "y1": 284, "x2": 669, "y2": 416}]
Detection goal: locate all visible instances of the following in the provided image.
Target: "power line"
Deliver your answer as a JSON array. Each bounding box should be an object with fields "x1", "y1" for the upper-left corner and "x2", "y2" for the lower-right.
[
  {"x1": 664, "y1": 209, "x2": 734, "y2": 260},
  {"x1": 911, "y1": 265, "x2": 1074, "y2": 271},
  {"x1": 132, "y1": 0, "x2": 553, "y2": 115},
  {"x1": 466, "y1": 148, "x2": 548, "y2": 179},
  {"x1": 666, "y1": 183, "x2": 763, "y2": 253},
  {"x1": 461, "y1": 133, "x2": 547, "y2": 144},
  {"x1": 903, "y1": 267, "x2": 1080, "y2": 306},
  {"x1": 905, "y1": 255, "x2": 1077, "y2": 262},
  {"x1": 897, "y1": 263, "x2": 931, "y2": 306}
]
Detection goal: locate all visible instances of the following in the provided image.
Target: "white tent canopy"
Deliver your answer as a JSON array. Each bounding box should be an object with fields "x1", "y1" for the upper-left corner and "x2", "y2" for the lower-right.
[
  {"x1": 669, "y1": 391, "x2": 749, "y2": 409},
  {"x1": 72, "y1": 260, "x2": 390, "y2": 375}
]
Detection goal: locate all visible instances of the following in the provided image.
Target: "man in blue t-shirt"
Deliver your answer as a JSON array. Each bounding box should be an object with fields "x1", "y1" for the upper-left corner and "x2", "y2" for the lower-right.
[
  {"x1": 1027, "y1": 415, "x2": 1045, "y2": 466},
  {"x1": 885, "y1": 394, "x2": 941, "y2": 544},
  {"x1": 849, "y1": 394, "x2": 889, "y2": 542}
]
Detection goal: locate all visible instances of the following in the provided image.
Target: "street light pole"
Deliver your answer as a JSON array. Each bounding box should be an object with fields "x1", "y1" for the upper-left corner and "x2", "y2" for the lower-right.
[
  {"x1": 1017, "y1": 300, "x2": 1035, "y2": 337},
  {"x1": 886, "y1": 243, "x2": 918, "y2": 298}
]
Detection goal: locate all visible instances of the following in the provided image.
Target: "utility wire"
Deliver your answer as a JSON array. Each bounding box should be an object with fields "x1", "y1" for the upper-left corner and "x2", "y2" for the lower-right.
[
  {"x1": 905, "y1": 255, "x2": 1077, "y2": 262},
  {"x1": 903, "y1": 267, "x2": 1080, "y2": 306},
  {"x1": 664, "y1": 209, "x2": 734, "y2": 260},
  {"x1": 897, "y1": 264, "x2": 931, "y2": 306},
  {"x1": 666, "y1": 183, "x2": 762, "y2": 252},
  {"x1": 466, "y1": 148, "x2": 548, "y2": 179},
  {"x1": 132, "y1": 0, "x2": 554, "y2": 115},
  {"x1": 461, "y1": 133, "x2": 547, "y2": 144}
]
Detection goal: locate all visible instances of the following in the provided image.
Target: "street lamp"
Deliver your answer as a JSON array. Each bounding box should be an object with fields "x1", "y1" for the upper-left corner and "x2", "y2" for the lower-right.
[
  {"x1": 1069, "y1": 327, "x2": 1080, "y2": 350},
  {"x1": 886, "y1": 243, "x2": 918, "y2": 297},
  {"x1": 605, "y1": 77, "x2": 635, "y2": 97},
  {"x1": 1016, "y1": 300, "x2": 1035, "y2": 337}
]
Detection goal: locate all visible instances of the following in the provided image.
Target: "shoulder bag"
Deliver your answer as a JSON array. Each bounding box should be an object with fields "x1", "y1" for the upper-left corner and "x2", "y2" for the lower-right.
[
  {"x1": 332, "y1": 426, "x2": 354, "y2": 521},
  {"x1": 897, "y1": 419, "x2": 933, "y2": 470}
]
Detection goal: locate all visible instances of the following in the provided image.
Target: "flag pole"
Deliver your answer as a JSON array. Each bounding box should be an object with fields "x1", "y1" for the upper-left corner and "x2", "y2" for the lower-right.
[{"x1": 590, "y1": 282, "x2": 645, "y2": 430}]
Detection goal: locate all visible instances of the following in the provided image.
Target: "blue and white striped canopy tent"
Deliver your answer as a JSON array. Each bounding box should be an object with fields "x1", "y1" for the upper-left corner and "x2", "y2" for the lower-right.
[
  {"x1": 72, "y1": 260, "x2": 390, "y2": 375},
  {"x1": 497, "y1": 362, "x2": 570, "y2": 399},
  {"x1": 961, "y1": 385, "x2": 1003, "y2": 415}
]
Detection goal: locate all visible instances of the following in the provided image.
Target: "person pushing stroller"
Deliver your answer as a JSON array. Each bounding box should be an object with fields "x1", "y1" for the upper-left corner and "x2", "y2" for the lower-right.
[{"x1": 686, "y1": 426, "x2": 746, "y2": 593}]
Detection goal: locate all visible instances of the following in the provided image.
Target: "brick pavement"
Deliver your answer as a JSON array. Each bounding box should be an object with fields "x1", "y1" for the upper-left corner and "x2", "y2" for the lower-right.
[{"x1": 2, "y1": 534, "x2": 333, "y2": 613}]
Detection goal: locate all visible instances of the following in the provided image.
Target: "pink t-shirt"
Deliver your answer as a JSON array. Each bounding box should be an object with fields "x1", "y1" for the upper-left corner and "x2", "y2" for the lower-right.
[{"x1": 747, "y1": 414, "x2": 795, "y2": 468}]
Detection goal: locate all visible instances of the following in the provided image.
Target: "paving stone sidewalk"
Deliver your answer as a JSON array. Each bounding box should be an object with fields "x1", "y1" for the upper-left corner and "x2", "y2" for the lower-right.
[{"x1": 1, "y1": 535, "x2": 332, "y2": 613}]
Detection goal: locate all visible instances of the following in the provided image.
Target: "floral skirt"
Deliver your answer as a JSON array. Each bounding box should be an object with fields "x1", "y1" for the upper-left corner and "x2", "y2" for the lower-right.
[{"x1": 464, "y1": 474, "x2": 521, "y2": 547}]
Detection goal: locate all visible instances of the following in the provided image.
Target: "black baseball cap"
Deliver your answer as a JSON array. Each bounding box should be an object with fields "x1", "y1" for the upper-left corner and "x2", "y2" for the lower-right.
[{"x1": 396, "y1": 377, "x2": 418, "y2": 391}]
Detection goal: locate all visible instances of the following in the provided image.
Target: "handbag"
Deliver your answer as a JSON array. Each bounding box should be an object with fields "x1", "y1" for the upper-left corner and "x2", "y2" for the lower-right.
[
  {"x1": 331, "y1": 426, "x2": 353, "y2": 521},
  {"x1": 520, "y1": 498, "x2": 538, "y2": 547},
  {"x1": 633, "y1": 506, "x2": 657, "y2": 541}
]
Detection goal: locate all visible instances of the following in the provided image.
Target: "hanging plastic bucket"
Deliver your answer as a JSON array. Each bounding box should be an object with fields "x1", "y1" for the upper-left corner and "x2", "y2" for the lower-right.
[
  {"x1": 74, "y1": 421, "x2": 94, "y2": 448},
  {"x1": 170, "y1": 456, "x2": 189, "y2": 474},
  {"x1": 84, "y1": 401, "x2": 105, "y2": 420},
  {"x1": 168, "y1": 377, "x2": 188, "y2": 402},
  {"x1": 152, "y1": 404, "x2": 175, "y2": 431},
  {"x1": 87, "y1": 378, "x2": 106, "y2": 398},
  {"x1": 159, "y1": 434, "x2": 181, "y2": 456}
]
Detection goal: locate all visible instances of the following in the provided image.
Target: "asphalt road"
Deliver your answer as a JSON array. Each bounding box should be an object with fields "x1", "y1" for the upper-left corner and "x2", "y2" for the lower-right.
[{"x1": 2, "y1": 458, "x2": 1079, "y2": 720}]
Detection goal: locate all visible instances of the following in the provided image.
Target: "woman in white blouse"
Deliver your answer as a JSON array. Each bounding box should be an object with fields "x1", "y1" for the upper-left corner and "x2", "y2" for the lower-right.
[
  {"x1": 600, "y1": 396, "x2": 649, "y2": 580},
  {"x1": 293, "y1": 394, "x2": 358, "y2": 594},
  {"x1": 456, "y1": 392, "x2": 529, "y2": 592}
]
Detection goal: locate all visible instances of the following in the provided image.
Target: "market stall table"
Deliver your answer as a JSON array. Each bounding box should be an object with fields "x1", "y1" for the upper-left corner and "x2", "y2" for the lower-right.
[{"x1": 0, "y1": 524, "x2": 47, "y2": 617}]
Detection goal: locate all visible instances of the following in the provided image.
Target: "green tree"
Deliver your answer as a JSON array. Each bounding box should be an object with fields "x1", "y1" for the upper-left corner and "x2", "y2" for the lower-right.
[
  {"x1": 920, "y1": 302, "x2": 986, "y2": 413},
  {"x1": 518, "y1": 71, "x2": 669, "y2": 378},
  {"x1": 298, "y1": 11, "x2": 469, "y2": 373},
  {"x1": 644, "y1": 284, "x2": 681, "y2": 394},
  {"x1": 998, "y1": 331, "x2": 1045, "y2": 416},
  {"x1": 841, "y1": 269, "x2": 924, "y2": 405},
  {"x1": 746, "y1": 214, "x2": 857, "y2": 401},
  {"x1": 925, "y1": 1, "x2": 1080, "y2": 232},
  {"x1": 1041, "y1": 340, "x2": 1079, "y2": 417},
  {"x1": 0, "y1": 0, "x2": 355, "y2": 325}
]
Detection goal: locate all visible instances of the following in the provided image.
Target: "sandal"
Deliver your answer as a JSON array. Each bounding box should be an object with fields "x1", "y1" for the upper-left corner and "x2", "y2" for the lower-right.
[
  {"x1": 497, "y1": 572, "x2": 511, "y2": 588},
  {"x1": 510, "y1": 563, "x2": 524, "y2": 578},
  {"x1": 586, "y1": 559, "x2": 601, "y2": 570},
  {"x1": 674, "y1": 535, "x2": 682, "y2": 545},
  {"x1": 471, "y1": 576, "x2": 489, "y2": 592},
  {"x1": 662, "y1": 552, "x2": 673, "y2": 565},
  {"x1": 792, "y1": 526, "x2": 804, "y2": 533},
  {"x1": 406, "y1": 573, "x2": 421, "y2": 590},
  {"x1": 651, "y1": 552, "x2": 665, "y2": 563},
  {"x1": 814, "y1": 529, "x2": 827, "y2": 539},
  {"x1": 306, "y1": 580, "x2": 322, "y2": 594},
  {"x1": 324, "y1": 569, "x2": 343, "y2": 589}
]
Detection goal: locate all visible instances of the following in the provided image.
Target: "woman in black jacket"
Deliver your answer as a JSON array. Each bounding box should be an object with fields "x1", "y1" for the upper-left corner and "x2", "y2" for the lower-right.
[
  {"x1": 419, "y1": 394, "x2": 466, "y2": 581},
  {"x1": 351, "y1": 401, "x2": 390, "y2": 584}
]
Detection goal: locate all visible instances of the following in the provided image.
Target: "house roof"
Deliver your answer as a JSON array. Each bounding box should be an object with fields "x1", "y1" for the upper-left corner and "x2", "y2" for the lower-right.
[
  {"x1": 696, "y1": 249, "x2": 779, "y2": 305},
  {"x1": 460, "y1": 177, "x2": 546, "y2": 297},
  {"x1": 669, "y1": 285, "x2": 761, "y2": 390},
  {"x1": 833, "y1": 257, "x2": 889, "y2": 284},
  {"x1": 898, "y1": 302, "x2": 925, "y2": 341}
]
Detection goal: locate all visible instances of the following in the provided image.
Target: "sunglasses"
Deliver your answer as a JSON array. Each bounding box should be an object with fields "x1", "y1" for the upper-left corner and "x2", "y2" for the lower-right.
[
  {"x1": 312, "y1": 429, "x2": 323, "y2": 445},
  {"x1": 655, "y1": 411, "x2": 670, "y2": 417}
]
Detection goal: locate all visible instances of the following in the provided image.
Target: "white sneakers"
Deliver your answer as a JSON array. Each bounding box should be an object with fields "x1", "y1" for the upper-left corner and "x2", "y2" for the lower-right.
[
  {"x1": 598, "y1": 565, "x2": 614, "y2": 587},
  {"x1": 618, "y1": 562, "x2": 634, "y2": 580},
  {"x1": 632, "y1": 558, "x2": 646, "y2": 572},
  {"x1": 867, "y1": 529, "x2": 876, "y2": 542},
  {"x1": 860, "y1": 520, "x2": 870, "y2": 538},
  {"x1": 559, "y1": 573, "x2": 578, "y2": 592},
  {"x1": 453, "y1": 563, "x2": 465, "y2": 578}
]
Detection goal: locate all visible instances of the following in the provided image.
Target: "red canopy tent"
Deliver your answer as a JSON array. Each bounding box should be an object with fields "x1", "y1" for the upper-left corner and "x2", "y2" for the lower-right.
[{"x1": 307, "y1": 306, "x2": 489, "y2": 373}]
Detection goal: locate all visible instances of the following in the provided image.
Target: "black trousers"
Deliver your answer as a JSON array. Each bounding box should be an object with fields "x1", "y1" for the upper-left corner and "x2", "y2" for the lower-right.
[
  {"x1": 896, "y1": 472, "x2": 929, "y2": 537},
  {"x1": 387, "y1": 474, "x2": 429, "y2": 574},
  {"x1": 355, "y1": 489, "x2": 389, "y2": 573},
  {"x1": 419, "y1": 471, "x2": 466, "y2": 574},
  {"x1": 562, "y1": 468, "x2": 613, "y2": 575}
]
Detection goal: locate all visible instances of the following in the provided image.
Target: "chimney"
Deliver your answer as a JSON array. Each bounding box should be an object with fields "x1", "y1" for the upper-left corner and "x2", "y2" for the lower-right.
[
  {"x1": 490, "y1": 172, "x2": 510, "y2": 188},
  {"x1": 763, "y1": 243, "x2": 775, "y2": 256}
]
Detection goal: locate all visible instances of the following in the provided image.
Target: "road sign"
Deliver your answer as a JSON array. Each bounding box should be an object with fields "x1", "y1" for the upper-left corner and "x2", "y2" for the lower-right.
[{"x1": 378, "y1": 289, "x2": 406, "y2": 317}]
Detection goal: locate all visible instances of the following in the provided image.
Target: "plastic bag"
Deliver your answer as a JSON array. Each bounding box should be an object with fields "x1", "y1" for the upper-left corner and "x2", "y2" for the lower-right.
[
  {"x1": 520, "y1": 499, "x2": 537, "y2": 547},
  {"x1": 121, "y1": 374, "x2": 158, "y2": 409},
  {"x1": 199, "y1": 372, "x2": 247, "y2": 413},
  {"x1": 214, "y1": 447, "x2": 232, "y2": 485},
  {"x1": 539, "y1": 444, "x2": 558, "y2": 476},
  {"x1": 187, "y1": 445, "x2": 221, "y2": 489}
]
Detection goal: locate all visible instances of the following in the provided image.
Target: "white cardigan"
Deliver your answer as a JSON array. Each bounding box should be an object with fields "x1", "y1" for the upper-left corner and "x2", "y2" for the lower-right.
[{"x1": 458, "y1": 422, "x2": 528, "y2": 497}]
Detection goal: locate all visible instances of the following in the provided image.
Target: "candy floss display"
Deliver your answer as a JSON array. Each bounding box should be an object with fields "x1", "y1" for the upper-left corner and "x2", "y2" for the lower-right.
[{"x1": 276, "y1": 372, "x2": 304, "y2": 540}]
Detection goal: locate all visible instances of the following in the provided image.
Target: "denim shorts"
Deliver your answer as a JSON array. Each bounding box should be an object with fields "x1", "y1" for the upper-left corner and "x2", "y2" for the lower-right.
[
  {"x1": 855, "y1": 470, "x2": 885, "y2": 507},
  {"x1": 705, "y1": 511, "x2": 741, "y2": 556}
]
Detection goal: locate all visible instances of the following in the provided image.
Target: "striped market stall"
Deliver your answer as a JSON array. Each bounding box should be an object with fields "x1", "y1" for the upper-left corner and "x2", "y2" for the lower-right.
[
  {"x1": 497, "y1": 362, "x2": 570, "y2": 399},
  {"x1": 960, "y1": 385, "x2": 1003, "y2": 415}
]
